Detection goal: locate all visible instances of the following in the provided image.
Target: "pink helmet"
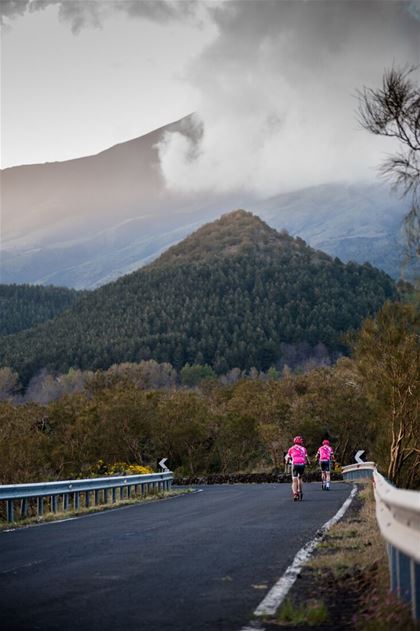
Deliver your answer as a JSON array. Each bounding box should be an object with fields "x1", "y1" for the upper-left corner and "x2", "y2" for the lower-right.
[
  {"x1": 322, "y1": 439, "x2": 330, "y2": 446},
  {"x1": 294, "y1": 436, "x2": 303, "y2": 445}
]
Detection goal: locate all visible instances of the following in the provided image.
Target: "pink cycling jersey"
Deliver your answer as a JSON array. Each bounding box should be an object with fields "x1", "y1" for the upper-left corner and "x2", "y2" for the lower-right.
[
  {"x1": 287, "y1": 445, "x2": 308, "y2": 465},
  {"x1": 317, "y1": 445, "x2": 334, "y2": 461}
]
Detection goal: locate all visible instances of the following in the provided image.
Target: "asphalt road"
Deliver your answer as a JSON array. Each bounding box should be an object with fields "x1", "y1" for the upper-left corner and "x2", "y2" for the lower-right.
[{"x1": 0, "y1": 482, "x2": 351, "y2": 631}]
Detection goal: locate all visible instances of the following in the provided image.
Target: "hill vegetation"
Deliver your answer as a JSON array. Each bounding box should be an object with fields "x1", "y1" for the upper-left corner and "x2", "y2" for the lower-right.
[
  {"x1": 0, "y1": 302, "x2": 417, "y2": 490},
  {"x1": 0, "y1": 211, "x2": 397, "y2": 384},
  {"x1": 0, "y1": 284, "x2": 84, "y2": 336}
]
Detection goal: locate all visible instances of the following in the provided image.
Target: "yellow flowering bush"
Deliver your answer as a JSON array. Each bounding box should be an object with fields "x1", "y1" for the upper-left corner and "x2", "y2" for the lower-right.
[{"x1": 92, "y1": 460, "x2": 153, "y2": 476}]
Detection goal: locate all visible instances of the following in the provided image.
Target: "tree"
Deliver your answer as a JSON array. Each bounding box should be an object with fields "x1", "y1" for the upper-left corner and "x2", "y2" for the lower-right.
[
  {"x1": 0, "y1": 367, "x2": 21, "y2": 401},
  {"x1": 358, "y1": 66, "x2": 420, "y2": 265},
  {"x1": 353, "y1": 303, "x2": 420, "y2": 488},
  {"x1": 180, "y1": 363, "x2": 216, "y2": 387}
]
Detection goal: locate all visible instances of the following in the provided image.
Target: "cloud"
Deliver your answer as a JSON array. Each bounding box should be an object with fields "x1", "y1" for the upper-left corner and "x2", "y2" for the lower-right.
[
  {"x1": 157, "y1": 0, "x2": 420, "y2": 197},
  {"x1": 1, "y1": 1, "x2": 31, "y2": 22},
  {"x1": 0, "y1": 0, "x2": 207, "y2": 32}
]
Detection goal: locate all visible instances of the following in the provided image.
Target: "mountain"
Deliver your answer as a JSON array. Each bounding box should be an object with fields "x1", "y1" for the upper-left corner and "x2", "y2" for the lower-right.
[
  {"x1": 0, "y1": 211, "x2": 397, "y2": 384},
  {"x1": 0, "y1": 115, "x2": 235, "y2": 288},
  {"x1": 0, "y1": 118, "x2": 411, "y2": 288},
  {"x1": 0, "y1": 284, "x2": 85, "y2": 336}
]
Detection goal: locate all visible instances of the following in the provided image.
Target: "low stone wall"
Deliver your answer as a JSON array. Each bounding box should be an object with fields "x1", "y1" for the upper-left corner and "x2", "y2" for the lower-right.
[{"x1": 173, "y1": 471, "x2": 343, "y2": 485}]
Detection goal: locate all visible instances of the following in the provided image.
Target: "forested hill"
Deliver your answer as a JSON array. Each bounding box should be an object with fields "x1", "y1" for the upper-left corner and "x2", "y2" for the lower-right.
[
  {"x1": 0, "y1": 210, "x2": 397, "y2": 383},
  {"x1": 0, "y1": 284, "x2": 85, "y2": 336},
  {"x1": 149, "y1": 210, "x2": 306, "y2": 268}
]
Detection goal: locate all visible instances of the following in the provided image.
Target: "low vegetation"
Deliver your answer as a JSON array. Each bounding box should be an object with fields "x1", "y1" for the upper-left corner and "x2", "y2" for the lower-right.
[{"x1": 275, "y1": 598, "x2": 329, "y2": 626}]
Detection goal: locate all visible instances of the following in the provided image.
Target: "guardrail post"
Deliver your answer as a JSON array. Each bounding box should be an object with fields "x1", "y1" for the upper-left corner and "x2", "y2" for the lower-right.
[
  {"x1": 388, "y1": 544, "x2": 398, "y2": 592},
  {"x1": 74, "y1": 492, "x2": 80, "y2": 510},
  {"x1": 51, "y1": 496, "x2": 57, "y2": 513},
  {"x1": 398, "y1": 551, "x2": 412, "y2": 604},
  {"x1": 95, "y1": 490, "x2": 100, "y2": 505},
  {"x1": 85, "y1": 491, "x2": 90, "y2": 508},
  {"x1": 411, "y1": 560, "x2": 420, "y2": 620},
  {"x1": 63, "y1": 494, "x2": 69, "y2": 511},
  {"x1": 21, "y1": 498, "x2": 28, "y2": 518},
  {"x1": 7, "y1": 500, "x2": 14, "y2": 522},
  {"x1": 37, "y1": 497, "x2": 44, "y2": 517},
  {"x1": 112, "y1": 488, "x2": 116, "y2": 503},
  {"x1": 104, "y1": 489, "x2": 109, "y2": 504}
]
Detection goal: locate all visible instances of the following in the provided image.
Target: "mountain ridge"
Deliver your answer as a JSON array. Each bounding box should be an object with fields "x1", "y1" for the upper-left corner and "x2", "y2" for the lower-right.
[
  {"x1": 0, "y1": 116, "x2": 410, "y2": 287},
  {"x1": 0, "y1": 211, "x2": 397, "y2": 384}
]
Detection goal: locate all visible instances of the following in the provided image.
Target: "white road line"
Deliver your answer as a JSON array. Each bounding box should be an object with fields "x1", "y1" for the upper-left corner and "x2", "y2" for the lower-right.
[{"x1": 248, "y1": 485, "x2": 357, "y2": 623}]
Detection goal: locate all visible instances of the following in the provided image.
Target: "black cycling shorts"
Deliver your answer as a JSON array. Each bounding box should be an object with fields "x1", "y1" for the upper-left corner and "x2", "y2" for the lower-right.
[
  {"x1": 292, "y1": 464, "x2": 305, "y2": 478},
  {"x1": 320, "y1": 460, "x2": 331, "y2": 472}
]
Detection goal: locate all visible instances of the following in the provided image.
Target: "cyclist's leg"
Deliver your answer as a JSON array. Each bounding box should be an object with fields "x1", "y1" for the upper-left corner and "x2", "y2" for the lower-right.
[
  {"x1": 291, "y1": 467, "x2": 298, "y2": 496},
  {"x1": 296, "y1": 465, "x2": 304, "y2": 499},
  {"x1": 325, "y1": 463, "x2": 331, "y2": 489},
  {"x1": 320, "y1": 461, "x2": 327, "y2": 489},
  {"x1": 291, "y1": 465, "x2": 300, "y2": 499}
]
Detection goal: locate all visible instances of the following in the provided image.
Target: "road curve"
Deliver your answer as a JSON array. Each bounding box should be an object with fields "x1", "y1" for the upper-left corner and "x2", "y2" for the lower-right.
[{"x1": 0, "y1": 482, "x2": 352, "y2": 631}]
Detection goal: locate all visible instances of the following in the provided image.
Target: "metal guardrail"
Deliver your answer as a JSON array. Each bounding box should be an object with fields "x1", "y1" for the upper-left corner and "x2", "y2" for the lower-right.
[
  {"x1": 341, "y1": 462, "x2": 376, "y2": 480},
  {"x1": 0, "y1": 472, "x2": 173, "y2": 522},
  {"x1": 342, "y1": 461, "x2": 420, "y2": 621},
  {"x1": 373, "y1": 468, "x2": 420, "y2": 621}
]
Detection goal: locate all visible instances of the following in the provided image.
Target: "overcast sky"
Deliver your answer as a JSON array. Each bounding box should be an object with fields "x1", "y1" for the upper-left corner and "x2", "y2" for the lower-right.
[{"x1": 1, "y1": 0, "x2": 419, "y2": 196}]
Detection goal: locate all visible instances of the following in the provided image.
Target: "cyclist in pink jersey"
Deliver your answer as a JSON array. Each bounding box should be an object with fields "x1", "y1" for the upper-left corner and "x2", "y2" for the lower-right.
[
  {"x1": 286, "y1": 436, "x2": 310, "y2": 501},
  {"x1": 316, "y1": 440, "x2": 335, "y2": 490}
]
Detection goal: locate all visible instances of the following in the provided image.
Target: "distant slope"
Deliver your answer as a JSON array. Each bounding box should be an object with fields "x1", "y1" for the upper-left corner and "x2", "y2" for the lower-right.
[
  {"x1": 0, "y1": 117, "x2": 410, "y2": 288},
  {"x1": 0, "y1": 284, "x2": 85, "y2": 336},
  {"x1": 0, "y1": 211, "x2": 397, "y2": 384},
  {"x1": 255, "y1": 182, "x2": 409, "y2": 280}
]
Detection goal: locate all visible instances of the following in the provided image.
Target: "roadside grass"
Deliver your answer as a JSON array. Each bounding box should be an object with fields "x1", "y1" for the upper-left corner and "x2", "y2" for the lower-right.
[
  {"x1": 307, "y1": 482, "x2": 417, "y2": 630},
  {"x1": 275, "y1": 598, "x2": 329, "y2": 626},
  {"x1": 0, "y1": 488, "x2": 193, "y2": 530}
]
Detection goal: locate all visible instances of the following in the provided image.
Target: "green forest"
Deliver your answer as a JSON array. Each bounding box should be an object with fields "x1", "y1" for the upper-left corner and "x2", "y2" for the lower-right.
[
  {"x1": 0, "y1": 302, "x2": 418, "y2": 489},
  {"x1": 0, "y1": 212, "x2": 396, "y2": 383},
  {"x1": 0, "y1": 284, "x2": 85, "y2": 336}
]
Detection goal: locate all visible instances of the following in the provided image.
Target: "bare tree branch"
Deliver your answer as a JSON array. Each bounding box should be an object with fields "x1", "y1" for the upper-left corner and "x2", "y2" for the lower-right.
[{"x1": 358, "y1": 66, "x2": 420, "y2": 264}]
